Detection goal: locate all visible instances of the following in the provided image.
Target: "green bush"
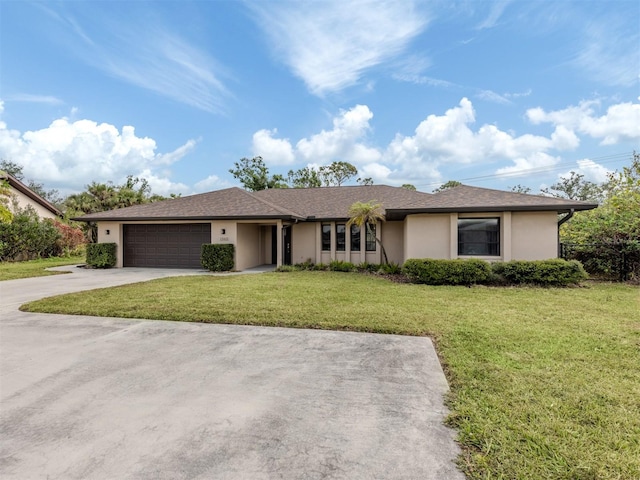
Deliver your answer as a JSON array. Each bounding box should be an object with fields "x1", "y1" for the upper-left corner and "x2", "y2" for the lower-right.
[
  {"x1": 86, "y1": 243, "x2": 117, "y2": 268},
  {"x1": 357, "y1": 262, "x2": 380, "y2": 273},
  {"x1": 329, "y1": 260, "x2": 356, "y2": 272},
  {"x1": 275, "y1": 264, "x2": 298, "y2": 272},
  {"x1": 403, "y1": 258, "x2": 492, "y2": 285},
  {"x1": 201, "y1": 244, "x2": 235, "y2": 271},
  {"x1": 0, "y1": 208, "x2": 61, "y2": 261},
  {"x1": 492, "y1": 259, "x2": 588, "y2": 286},
  {"x1": 379, "y1": 262, "x2": 402, "y2": 275},
  {"x1": 313, "y1": 263, "x2": 328, "y2": 271}
]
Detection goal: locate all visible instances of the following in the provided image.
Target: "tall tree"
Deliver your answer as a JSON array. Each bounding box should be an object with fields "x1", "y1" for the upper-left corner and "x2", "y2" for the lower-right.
[
  {"x1": 509, "y1": 184, "x2": 532, "y2": 194},
  {"x1": 0, "y1": 159, "x2": 24, "y2": 180},
  {"x1": 541, "y1": 171, "x2": 604, "y2": 203},
  {"x1": 433, "y1": 180, "x2": 462, "y2": 192},
  {"x1": 560, "y1": 153, "x2": 640, "y2": 279},
  {"x1": 65, "y1": 176, "x2": 169, "y2": 241},
  {"x1": 287, "y1": 166, "x2": 322, "y2": 188},
  {"x1": 229, "y1": 156, "x2": 287, "y2": 191},
  {"x1": 347, "y1": 201, "x2": 388, "y2": 264},
  {"x1": 401, "y1": 184, "x2": 416, "y2": 191},
  {"x1": 357, "y1": 177, "x2": 374, "y2": 186},
  {"x1": 318, "y1": 161, "x2": 358, "y2": 186}
]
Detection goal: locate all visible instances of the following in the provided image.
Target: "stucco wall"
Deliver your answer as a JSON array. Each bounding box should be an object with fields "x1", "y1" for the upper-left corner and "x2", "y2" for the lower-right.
[
  {"x1": 292, "y1": 222, "x2": 317, "y2": 264},
  {"x1": 381, "y1": 221, "x2": 404, "y2": 264},
  {"x1": 9, "y1": 187, "x2": 58, "y2": 220},
  {"x1": 511, "y1": 212, "x2": 558, "y2": 260},
  {"x1": 236, "y1": 223, "x2": 261, "y2": 270},
  {"x1": 404, "y1": 214, "x2": 451, "y2": 260},
  {"x1": 97, "y1": 222, "x2": 123, "y2": 267}
]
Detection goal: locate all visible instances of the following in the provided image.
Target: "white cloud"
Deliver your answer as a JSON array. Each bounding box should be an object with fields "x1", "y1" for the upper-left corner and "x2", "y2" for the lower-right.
[
  {"x1": 573, "y1": 17, "x2": 639, "y2": 87},
  {"x1": 194, "y1": 174, "x2": 230, "y2": 193},
  {"x1": 560, "y1": 159, "x2": 612, "y2": 184},
  {"x1": 527, "y1": 100, "x2": 640, "y2": 145},
  {"x1": 250, "y1": 1, "x2": 428, "y2": 95},
  {"x1": 47, "y1": 4, "x2": 231, "y2": 113},
  {"x1": 0, "y1": 109, "x2": 195, "y2": 195},
  {"x1": 5, "y1": 94, "x2": 64, "y2": 105},
  {"x1": 252, "y1": 129, "x2": 295, "y2": 165},
  {"x1": 296, "y1": 105, "x2": 380, "y2": 163},
  {"x1": 495, "y1": 152, "x2": 560, "y2": 177},
  {"x1": 475, "y1": 0, "x2": 512, "y2": 30}
]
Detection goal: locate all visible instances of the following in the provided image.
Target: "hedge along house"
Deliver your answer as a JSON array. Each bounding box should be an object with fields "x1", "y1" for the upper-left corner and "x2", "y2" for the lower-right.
[{"x1": 75, "y1": 184, "x2": 597, "y2": 270}]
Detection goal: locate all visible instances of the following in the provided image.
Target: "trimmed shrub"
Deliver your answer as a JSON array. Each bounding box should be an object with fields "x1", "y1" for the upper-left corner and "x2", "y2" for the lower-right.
[
  {"x1": 86, "y1": 242, "x2": 117, "y2": 268},
  {"x1": 329, "y1": 260, "x2": 356, "y2": 272},
  {"x1": 201, "y1": 244, "x2": 235, "y2": 271},
  {"x1": 357, "y1": 262, "x2": 380, "y2": 273},
  {"x1": 275, "y1": 264, "x2": 298, "y2": 272},
  {"x1": 492, "y1": 259, "x2": 588, "y2": 286},
  {"x1": 403, "y1": 258, "x2": 491, "y2": 285}
]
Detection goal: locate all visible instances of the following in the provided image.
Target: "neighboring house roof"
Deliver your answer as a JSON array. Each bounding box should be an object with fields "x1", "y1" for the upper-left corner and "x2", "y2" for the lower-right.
[
  {"x1": 0, "y1": 171, "x2": 62, "y2": 217},
  {"x1": 74, "y1": 184, "x2": 598, "y2": 222}
]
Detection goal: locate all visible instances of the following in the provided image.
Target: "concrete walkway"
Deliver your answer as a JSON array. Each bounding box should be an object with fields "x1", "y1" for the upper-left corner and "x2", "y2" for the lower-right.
[{"x1": 0, "y1": 266, "x2": 464, "y2": 479}]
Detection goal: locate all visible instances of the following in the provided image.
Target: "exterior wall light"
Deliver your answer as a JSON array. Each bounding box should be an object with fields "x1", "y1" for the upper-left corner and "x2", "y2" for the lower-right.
[
  {"x1": 106, "y1": 229, "x2": 110, "y2": 235},
  {"x1": 221, "y1": 228, "x2": 226, "y2": 234}
]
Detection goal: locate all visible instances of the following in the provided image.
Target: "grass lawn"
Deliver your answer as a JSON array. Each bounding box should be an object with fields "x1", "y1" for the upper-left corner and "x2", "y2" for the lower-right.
[
  {"x1": 0, "y1": 254, "x2": 84, "y2": 281},
  {"x1": 21, "y1": 272, "x2": 640, "y2": 479}
]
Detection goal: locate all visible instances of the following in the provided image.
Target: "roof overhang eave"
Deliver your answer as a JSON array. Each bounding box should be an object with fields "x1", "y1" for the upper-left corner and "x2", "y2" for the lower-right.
[
  {"x1": 387, "y1": 204, "x2": 599, "y2": 217},
  {"x1": 72, "y1": 214, "x2": 305, "y2": 223}
]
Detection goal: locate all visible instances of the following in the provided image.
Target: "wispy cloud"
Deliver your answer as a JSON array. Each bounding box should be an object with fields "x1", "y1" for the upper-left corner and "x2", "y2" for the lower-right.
[
  {"x1": 248, "y1": 0, "x2": 429, "y2": 96},
  {"x1": 572, "y1": 18, "x2": 639, "y2": 87},
  {"x1": 47, "y1": 4, "x2": 231, "y2": 114},
  {"x1": 475, "y1": 0, "x2": 512, "y2": 30},
  {"x1": 5, "y1": 94, "x2": 64, "y2": 105}
]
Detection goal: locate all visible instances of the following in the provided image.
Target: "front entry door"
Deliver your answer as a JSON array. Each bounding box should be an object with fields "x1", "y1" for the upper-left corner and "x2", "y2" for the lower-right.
[
  {"x1": 271, "y1": 226, "x2": 277, "y2": 264},
  {"x1": 283, "y1": 225, "x2": 292, "y2": 265}
]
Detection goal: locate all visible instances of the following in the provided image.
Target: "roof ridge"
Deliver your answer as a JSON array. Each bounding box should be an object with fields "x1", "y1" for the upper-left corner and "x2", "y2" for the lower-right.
[
  {"x1": 440, "y1": 183, "x2": 597, "y2": 204},
  {"x1": 240, "y1": 188, "x2": 306, "y2": 218}
]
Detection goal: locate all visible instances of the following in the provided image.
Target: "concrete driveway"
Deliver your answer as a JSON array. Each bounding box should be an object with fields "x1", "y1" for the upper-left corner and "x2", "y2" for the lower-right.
[{"x1": 0, "y1": 266, "x2": 463, "y2": 479}]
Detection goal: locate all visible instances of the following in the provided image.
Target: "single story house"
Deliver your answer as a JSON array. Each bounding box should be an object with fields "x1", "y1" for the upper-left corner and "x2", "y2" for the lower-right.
[
  {"x1": 1, "y1": 172, "x2": 62, "y2": 220},
  {"x1": 76, "y1": 184, "x2": 598, "y2": 269}
]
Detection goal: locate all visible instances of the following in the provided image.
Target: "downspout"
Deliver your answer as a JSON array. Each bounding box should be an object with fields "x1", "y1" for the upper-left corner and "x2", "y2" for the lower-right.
[{"x1": 557, "y1": 209, "x2": 575, "y2": 257}]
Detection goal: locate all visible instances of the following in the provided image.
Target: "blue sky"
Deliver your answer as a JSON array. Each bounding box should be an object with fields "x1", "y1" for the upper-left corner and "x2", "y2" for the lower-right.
[{"x1": 1, "y1": 0, "x2": 638, "y2": 196}]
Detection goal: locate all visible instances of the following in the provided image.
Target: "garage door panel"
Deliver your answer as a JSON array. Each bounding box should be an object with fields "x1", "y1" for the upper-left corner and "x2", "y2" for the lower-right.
[{"x1": 124, "y1": 224, "x2": 211, "y2": 268}]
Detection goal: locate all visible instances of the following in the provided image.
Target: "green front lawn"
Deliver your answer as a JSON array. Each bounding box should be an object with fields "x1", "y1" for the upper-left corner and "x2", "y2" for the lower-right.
[
  {"x1": 0, "y1": 254, "x2": 85, "y2": 281},
  {"x1": 21, "y1": 272, "x2": 640, "y2": 479}
]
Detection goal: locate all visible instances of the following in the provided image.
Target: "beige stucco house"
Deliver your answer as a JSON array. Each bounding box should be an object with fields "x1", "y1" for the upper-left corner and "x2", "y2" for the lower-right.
[
  {"x1": 76, "y1": 184, "x2": 597, "y2": 269},
  {"x1": 1, "y1": 172, "x2": 61, "y2": 220}
]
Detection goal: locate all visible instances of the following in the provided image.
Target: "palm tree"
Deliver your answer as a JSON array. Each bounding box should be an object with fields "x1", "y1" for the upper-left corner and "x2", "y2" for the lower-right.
[{"x1": 347, "y1": 201, "x2": 388, "y2": 264}]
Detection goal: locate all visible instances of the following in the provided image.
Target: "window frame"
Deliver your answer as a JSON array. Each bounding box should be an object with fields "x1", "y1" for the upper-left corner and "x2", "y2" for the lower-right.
[
  {"x1": 321, "y1": 223, "x2": 331, "y2": 251},
  {"x1": 336, "y1": 223, "x2": 346, "y2": 252},
  {"x1": 365, "y1": 223, "x2": 376, "y2": 252},
  {"x1": 457, "y1": 217, "x2": 500, "y2": 256},
  {"x1": 350, "y1": 224, "x2": 361, "y2": 252}
]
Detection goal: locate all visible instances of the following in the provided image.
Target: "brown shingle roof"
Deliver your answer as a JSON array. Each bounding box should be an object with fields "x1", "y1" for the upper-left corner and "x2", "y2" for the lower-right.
[
  {"x1": 76, "y1": 187, "x2": 303, "y2": 221},
  {"x1": 399, "y1": 185, "x2": 598, "y2": 213},
  {"x1": 75, "y1": 184, "x2": 598, "y2": 222},
  {"x1": 253, "y1": 185, "x2": 433, "y2": 219}
]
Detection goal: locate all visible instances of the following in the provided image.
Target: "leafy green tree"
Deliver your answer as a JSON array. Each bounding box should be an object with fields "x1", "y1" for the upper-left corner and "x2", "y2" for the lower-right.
[
  {"x1": 65, "y1": 176, "x2": 169, "y2": 241},
  {"x1": 509, "y1": 184, "x2": 532, "y2": 194},
  {"x1": 433, "y1": 180, "x2": 462, "y2": 192},
  {"x1": 561, "y1": 153, "x2": 640, "y2": 279},
  {"x1": 357, "y1": 177, "x2": 374, "y2": 186},
  {"x1": 347, "y1": 201, "x2": 388, "y2": 264},
  {"x1": 318, "y1": 161, "x2": 358, "y2": 186},
  {"x1": 0, "y1": 160, "x2": 24, "y2": 179},
  {"x1": 287, "y1": 166, "x2": 322, "y2": 188},
  {"x1": 0, "y1": 206, "x2": 61, "y2": 261},
  {"x1": 541, "y1": 171, "x2": 604, "y2": 202},
  {"x1": 401, "y1": 184, "x2": 416, "y2": 191},
  {"x1": 229, "y1": 156, "x2": 287, "y2": 191}
]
